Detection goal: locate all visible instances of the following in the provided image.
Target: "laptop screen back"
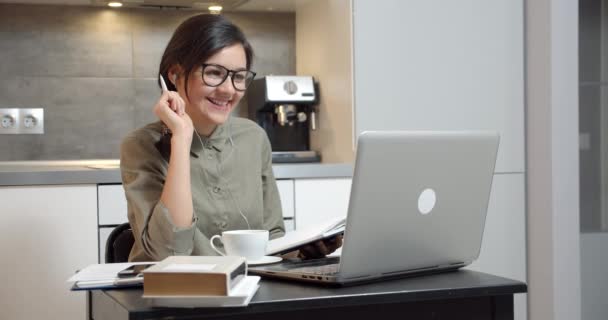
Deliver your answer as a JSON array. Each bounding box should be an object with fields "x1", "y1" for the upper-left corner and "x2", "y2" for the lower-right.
[{"x1": 338, "y1": 131, "x2": 499, "y2": 280}]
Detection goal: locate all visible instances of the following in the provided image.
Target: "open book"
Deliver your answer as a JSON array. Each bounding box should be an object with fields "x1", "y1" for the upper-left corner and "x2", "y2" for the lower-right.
[{"x1": 268, "y1": 216, "x2": 346, "y2": 256}]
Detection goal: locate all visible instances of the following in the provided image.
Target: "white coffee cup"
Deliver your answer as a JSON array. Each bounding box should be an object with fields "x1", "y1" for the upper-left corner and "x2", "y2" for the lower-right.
[{"x1": 209, "y1": 230, "x2": 269, "y2": 261}]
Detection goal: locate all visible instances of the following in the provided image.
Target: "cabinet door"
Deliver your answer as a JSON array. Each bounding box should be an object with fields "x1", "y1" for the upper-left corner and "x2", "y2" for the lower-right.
[
  {"x1": 98, "y1": 184, "x2": 128, "y2": 225},
  {"x1": 294, "y1": 178, "x2": 352, "y2": 230},
  {"x1": 276, "y1": 179, "x2": 295, "y2": 218},
  {"x1": 99, "y1": 226, "x2": 114, "y2": 263},
  {"x1": 0, "y1": 185, "x2": 97, "y2": 320}
]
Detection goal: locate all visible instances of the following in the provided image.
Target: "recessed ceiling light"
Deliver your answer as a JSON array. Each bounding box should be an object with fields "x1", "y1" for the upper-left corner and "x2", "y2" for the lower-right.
[
  {"x1": 209, "y1": 5, "x2": 222, "y2": 14},
  {"x1": 108, "y1": 2, "x2": 123, "y2": 7}
]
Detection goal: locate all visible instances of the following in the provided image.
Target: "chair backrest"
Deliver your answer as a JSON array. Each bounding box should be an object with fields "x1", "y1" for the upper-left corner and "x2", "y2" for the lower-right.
[{"x1": 105, "y1": 222, "x2": 134, "y2": 263}]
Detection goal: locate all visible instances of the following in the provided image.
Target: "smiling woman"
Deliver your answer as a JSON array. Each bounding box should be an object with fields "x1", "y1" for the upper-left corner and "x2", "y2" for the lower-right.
[
  {"x1": 119, "y1": 14, "x2": 341, "y2": 262},
  {"x1": 119, "y1": 14, "x2": 284, "y2": 262}
]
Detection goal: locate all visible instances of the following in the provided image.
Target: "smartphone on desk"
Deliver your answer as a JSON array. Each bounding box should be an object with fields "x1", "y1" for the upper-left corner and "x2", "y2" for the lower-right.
[{"x1": 117, "y1": 263, "x2": 155, "y2": 278}]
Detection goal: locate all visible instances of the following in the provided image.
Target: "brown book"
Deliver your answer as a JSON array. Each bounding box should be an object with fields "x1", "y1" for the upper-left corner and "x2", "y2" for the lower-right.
[{"x1": 143, "y1": 256, "x2": 247, "y2": 297}]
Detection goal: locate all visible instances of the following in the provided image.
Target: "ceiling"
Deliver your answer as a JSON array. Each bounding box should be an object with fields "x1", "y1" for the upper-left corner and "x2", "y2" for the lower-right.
[{"x1": 0, "y1": 0, "x2": 297, "y2": 12}]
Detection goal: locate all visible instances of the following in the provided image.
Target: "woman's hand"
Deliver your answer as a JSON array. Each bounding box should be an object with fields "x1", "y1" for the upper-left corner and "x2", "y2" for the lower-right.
[
  {"x1": 296, "y1": 235, "x2": 343, "y2": 260},
  {"x1": 153, "y1": 91, "x2": 193, "y2": 141}
]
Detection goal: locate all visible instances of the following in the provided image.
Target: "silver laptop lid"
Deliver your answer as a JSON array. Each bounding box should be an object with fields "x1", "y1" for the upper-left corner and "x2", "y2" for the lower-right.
[{"x1": 339, "y1": 131, "x2": 499, "y2": 280}]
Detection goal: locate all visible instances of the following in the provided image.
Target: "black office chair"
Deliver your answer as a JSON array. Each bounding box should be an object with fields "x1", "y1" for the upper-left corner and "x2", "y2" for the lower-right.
[{"x1": 105, "y1": 222, "x2": 134, "y2": 263}]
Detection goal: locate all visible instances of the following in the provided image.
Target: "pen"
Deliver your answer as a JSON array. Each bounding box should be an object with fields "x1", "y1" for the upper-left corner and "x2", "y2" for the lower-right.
[
  {"x1": 160, "y1": 75, "x2": 169, "y2": 92},
  {"x1": 159, "y1": 74, "x2": 171, "y2": 135}
]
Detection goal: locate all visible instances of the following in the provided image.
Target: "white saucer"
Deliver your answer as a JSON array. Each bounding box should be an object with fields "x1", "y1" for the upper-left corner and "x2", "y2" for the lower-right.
[{"x1": 247, "y1": 256, "x2": 282, "y2": 266}]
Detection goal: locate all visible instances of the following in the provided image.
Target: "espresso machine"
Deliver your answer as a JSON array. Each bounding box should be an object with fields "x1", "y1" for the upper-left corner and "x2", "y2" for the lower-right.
[{"x1": 247, "y1": 76, "x2": 321, "y2": 163}]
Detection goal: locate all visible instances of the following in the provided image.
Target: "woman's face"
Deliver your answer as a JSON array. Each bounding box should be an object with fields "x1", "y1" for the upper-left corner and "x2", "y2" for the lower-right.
[{"x1": 180, "y1": 43, "x2": 248, "y2": 133}]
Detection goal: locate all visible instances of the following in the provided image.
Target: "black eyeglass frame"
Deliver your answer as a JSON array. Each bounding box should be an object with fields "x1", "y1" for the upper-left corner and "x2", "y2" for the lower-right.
[{"x1": 200, "y1": 63, "x2": 257, "y2": 92}]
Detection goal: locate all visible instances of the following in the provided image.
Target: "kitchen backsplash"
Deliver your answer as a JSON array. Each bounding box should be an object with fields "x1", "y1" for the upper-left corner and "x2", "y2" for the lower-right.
[{"x1": 0, "y1": 4, "x2": 295, "y2": 160}]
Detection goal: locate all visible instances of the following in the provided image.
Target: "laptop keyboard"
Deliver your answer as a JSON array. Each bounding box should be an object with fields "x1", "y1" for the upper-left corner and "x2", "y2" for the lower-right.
[{"x1": 289, "y1": 263, "x2": 340, "y2": 275}]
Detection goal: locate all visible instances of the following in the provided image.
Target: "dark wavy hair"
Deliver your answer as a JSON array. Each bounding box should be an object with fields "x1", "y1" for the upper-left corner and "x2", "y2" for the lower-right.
[{"x1": 158, "y1": 14, "x2": 253, "y2": 98}]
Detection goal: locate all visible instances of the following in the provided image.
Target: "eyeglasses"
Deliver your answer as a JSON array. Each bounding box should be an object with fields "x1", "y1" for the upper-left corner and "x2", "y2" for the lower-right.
[{"x1": 200, "y1": 64, "x2": 256, "y2": 91}]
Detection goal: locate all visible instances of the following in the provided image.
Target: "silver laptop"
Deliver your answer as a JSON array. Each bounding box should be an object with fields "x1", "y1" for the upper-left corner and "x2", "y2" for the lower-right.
[{"x1": 250, "y1": 131, "x2": 500, "y2": 285}]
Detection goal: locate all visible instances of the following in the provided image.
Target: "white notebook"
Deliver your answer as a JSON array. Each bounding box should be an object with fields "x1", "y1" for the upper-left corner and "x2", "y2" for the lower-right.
[{"x1": 67, "y1": 262, "x2": 154, "y2": 290}]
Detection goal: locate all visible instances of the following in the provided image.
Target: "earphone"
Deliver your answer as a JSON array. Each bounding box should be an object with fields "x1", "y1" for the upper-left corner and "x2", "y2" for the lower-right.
[
  {"x1": 164, "y1": 72, "x2": 248, "y2": 229},
  {"x1": 193, "y1": 118, "x2": 251, "y2": 230}
]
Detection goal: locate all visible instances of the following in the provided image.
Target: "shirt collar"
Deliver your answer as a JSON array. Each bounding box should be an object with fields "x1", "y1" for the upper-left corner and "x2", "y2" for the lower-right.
[{"x1": 190, "y1": 121, "x2": 228, "y2": 157}]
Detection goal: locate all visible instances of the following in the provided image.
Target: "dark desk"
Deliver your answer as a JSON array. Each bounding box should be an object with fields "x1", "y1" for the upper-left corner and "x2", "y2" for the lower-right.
[{"x1": 90, "y1": 270, "x2": 526, "y2": 320}]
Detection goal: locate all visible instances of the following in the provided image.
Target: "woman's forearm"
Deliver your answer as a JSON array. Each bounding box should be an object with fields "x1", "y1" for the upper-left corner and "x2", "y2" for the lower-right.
[{"x1": 160, "y1": 135, "x2": 193, "y2": 227}]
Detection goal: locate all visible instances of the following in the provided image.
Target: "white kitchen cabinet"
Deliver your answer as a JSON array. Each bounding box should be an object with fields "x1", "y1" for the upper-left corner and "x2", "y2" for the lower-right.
[
  {"x1": 294, "y1": 178, "x2": 352, "y2": 230},
  {"x1": 97, "y1": 184, "x2": 127, "y2": 263},
  {"x1": 283, "y1": 219, "x2": 295, "y2": 232},
  {"x1": 276, "y1": 179, "x2": 295, "y2": 218},
  {"x1": 99, "y1": 226, "x2": 114, "y2": 263},
  {"x1": 98, "y1": 180, "x2": 294, "y2": 225},
  {"x1": 98, "y1": 184, "x2": 127, "y2": 225},
  {"x1": 0, "y1": 185, "x2": 98, "y2": 320}
]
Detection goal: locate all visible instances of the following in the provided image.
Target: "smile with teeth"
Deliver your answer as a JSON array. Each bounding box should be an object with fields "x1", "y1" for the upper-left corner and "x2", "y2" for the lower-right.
[{"x1": 207, "y1": 97, "x2": 231, "y2": 109}]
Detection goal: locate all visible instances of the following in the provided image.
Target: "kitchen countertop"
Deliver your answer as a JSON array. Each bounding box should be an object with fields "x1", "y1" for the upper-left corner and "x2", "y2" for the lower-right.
[{"x1": 0, "y1": 160, "x2": 353, "y2": 186}]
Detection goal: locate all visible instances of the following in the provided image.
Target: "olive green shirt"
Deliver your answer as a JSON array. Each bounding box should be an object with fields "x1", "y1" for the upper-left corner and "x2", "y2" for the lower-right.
[{"x1": 120, "y1": 117, "x2": 285, "y2": 262}]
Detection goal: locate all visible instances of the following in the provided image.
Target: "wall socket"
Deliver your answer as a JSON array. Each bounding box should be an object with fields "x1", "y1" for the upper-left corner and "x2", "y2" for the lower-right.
[{"x1": 0, "y1": 108, "x2": 44, "y2": 134}]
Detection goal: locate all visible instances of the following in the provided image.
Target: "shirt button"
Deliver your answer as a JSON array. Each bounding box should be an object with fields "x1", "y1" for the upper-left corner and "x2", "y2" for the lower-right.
[
  {"x1": 221, "y1": 222, "x2": 228, "y2": 229},
  {"x1": 213, "y1": 186, "x2": 221, "y2": 193},
  {"x1": 207, "y1": 154, "x2": 213, "y2": 160}
]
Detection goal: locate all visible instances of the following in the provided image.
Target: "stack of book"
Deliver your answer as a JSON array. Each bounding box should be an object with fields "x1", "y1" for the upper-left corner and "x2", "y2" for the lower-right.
[{"x1": 142, "y1": 256, "x2": 260, "y2": 308}]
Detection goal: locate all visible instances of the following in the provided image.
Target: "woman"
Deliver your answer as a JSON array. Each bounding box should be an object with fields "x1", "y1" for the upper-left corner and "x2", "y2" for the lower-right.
[{"x1": 120, "y1": 14, "x2": 340, "y2": 262}]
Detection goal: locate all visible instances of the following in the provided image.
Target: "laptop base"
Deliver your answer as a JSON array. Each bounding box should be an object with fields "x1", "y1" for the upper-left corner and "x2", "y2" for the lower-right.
[{"x1": 248, "y1": 257, "x2": 464, "y2": 287}]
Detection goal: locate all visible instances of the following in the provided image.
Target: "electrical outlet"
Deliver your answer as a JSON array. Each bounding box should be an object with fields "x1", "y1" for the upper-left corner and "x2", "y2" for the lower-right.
[
  {"x1": 1, "y1": 114, "x2": 15, "y2": 128},
  {"x1": 0, "y1": 108, "x2": 19, "y2": 134},
  {"x1": 0, "y1": 108, "x2": 44, "y2": 134},
  {"x1": 19, "y1": 108, "x2": 44, "y2": 134}
]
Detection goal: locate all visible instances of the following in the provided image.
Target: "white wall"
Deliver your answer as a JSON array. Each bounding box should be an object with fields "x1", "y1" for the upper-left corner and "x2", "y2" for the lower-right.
[
  {"x1": 352, "y1": 0, "x2": 524, "y2": 174},
  {"x1": 352, "y1": 0, "x2": 526, "y2": 319},
  {"x1": 526, "y1": 0, "x2": 581, "y2": 319}
]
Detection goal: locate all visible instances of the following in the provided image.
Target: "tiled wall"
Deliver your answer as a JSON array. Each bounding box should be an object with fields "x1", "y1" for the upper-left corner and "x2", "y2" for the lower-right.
[{"x1": 0, "y1": 4, "x2": 295, "y2": 160}]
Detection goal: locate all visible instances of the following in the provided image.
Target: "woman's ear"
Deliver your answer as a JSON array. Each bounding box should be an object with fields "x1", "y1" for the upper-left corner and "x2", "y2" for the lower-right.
[{"x1": 168, "y1": 65, "x2": 183, "y2": 86}]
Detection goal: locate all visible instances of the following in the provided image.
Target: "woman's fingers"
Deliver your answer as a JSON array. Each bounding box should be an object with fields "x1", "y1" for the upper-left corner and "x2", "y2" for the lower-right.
[
  {"x1": 177, "y1": 93, "x2": 186, "y2": 115},
  {"x1": 298, "y1": 241, "x2": 329, "y2": 260},
  {"x1": 296, "y1": 235, "x2": 345, "y2": 260},
  {"x1": 314, "y1": 239, "x2": 330, "y2": 256},
  {"x1": 325, "y1": 235, "x2": 343, "y2": 252},
  {"x1": 153, "y1": 91, "x2": 170, "y2": 118},
  {"x1": 298, "y1": 245, "x2": 319, "y2": 260},
  {"x1": 167, "y1": 91, "x2": 181, "y2": 113},
  {"x1": 153, "y1": 91, "x2": 191, "y2": 134}
]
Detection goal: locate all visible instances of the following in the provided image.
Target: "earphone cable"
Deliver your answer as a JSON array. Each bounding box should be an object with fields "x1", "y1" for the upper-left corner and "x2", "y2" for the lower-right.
[{"x1": 193, "y1": 119, "x2": 250, "y2": 229}]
